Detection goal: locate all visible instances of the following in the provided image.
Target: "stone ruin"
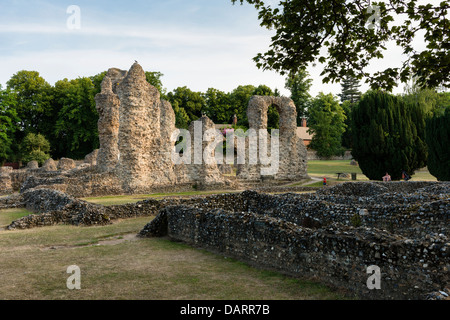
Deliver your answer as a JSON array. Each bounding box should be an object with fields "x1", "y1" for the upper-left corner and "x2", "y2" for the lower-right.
[
  {"x1": 0, "y1": 166, "x2": 13, "y2": 195},
  {"x1": 0, "y1": 62, "x2": 309, "y2": 197},
  {"x1": 2, "y1": 181, "x2": 449, "y2": 299},
  {"x1": 1, "y1": 62, "x2": 447, "y2": 301},
  {"x1": 236, "y1": 95, "x2": 307, "y2": 181}
]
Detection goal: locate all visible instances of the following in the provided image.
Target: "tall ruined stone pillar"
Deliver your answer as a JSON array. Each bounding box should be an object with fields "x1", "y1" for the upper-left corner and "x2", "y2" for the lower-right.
[
  {"x1": 0, "y1": 167, "x2": 13, "y2": 195},
  {"x1": 116, "y1": 62, "x2": 162, "y2": 192},
  {"x1": 236, "y1": 96, "x2": 308, "y2": 181},
  {"x1": 275, "y1": 96, "x2": 308, "y2": 180},
  {"x1": 95, "y1": 77, "x2": 120, "y2": 172},
  {"x1": 151, "y1": 99, "x2": 177, "y2": 184},
  {"x1": 186, "y1": 116, "x2": 226, "y2": 188}
]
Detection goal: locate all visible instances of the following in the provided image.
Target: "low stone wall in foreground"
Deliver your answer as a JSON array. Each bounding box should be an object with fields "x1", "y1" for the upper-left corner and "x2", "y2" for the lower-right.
[
  {"x1": 2, "y1": 182, "x2": 449, "y2": 300},
  {"x1": 139, "y1": 182, "x2": 449, "y2": 300},
  {"x1": 140, "y1": 205, "x2": 448, "y2": 300}
]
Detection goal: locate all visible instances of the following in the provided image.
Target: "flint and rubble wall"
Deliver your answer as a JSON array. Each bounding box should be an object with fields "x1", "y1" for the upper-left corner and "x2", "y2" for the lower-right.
[
  {"x1": 139, "y1": 200, "x2": 449, "y2": 300},
  {"x1": 3, "y1": 182, "x2": 448, "y2": 299},
  {"x1": 137, "y1": 182, "x2": 449, "y2": 300},
  {"x1": 5, "y1": 182, "x2": 449, "y2": 238}
]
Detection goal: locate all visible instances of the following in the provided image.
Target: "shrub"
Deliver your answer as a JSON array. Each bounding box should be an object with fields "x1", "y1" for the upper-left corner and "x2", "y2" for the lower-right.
[
  {"x1": 351, "y1": 91, "x2": 427, "y2": 181},
  {"x1": 426, "y1": 107, "x2": 450, "y2": 181},
  {"x1": 20, "y1": 133, "x2": 51, "y2": 166}
]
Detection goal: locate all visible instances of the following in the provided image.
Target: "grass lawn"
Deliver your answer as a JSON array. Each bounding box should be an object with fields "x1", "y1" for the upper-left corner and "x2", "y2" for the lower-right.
[
  {"x1": 306, "y1": 160, "x2": 437, "y2": 182},
  {"x1": 307, "y1": 160, "x2": 363, "y2": 176},
  {"x1": 82, "y1": 190, "x2": 240, "y2": 206},
  {"x1": 0, "y1": 159, "x2": 438, "y2": 300},
  {"x1": 0, "y1": 208, "x2": 33, "y2": 229},
  {"x1": 0, "y1": 215, "x2": 346, "y2": 300}
]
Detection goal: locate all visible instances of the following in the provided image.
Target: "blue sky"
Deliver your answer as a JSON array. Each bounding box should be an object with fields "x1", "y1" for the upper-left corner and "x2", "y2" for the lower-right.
[{"x1": 0, "y1": 0, "x2": 411, "y2": 97}]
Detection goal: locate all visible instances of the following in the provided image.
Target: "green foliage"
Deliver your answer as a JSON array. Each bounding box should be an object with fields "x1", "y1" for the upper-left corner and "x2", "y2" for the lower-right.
[
  {"x1": 403, "y1": 82, "x2": 450, "y2": 116},
  {"x1": 228, "y1": 85, "x2": 256, "y2": 128},
  {"x1": 90, "y1": 71, "x2": 107, "y2": 94},
  {"x1": 351, "y1": 90, "x2": 428, "y2": 181},
  {"x1": 0, "y1": 86, "x2": 19, "y2": 163},
  {"x1": 338, "y1": 75, "x2": 362, "y2": 103},
  {"x1": 338, "y1": 75, "x2": 362, "y2": 149},
  {"x1": 167, "y1": 84, "x2": 281, "y2": 130},
  {"x1": 203, "y1": 88, "x2": 233, "y2": 124},
  {"x1": 53, "y1": 77, "x2": 100, "y2": 159},
  {"x1": 425, "y1": 107, "x2": 450, "y2": 181},
  {"x1": 145, "y1": 71, "x2": 167, "y2": 99},
  {"x1": 20, "y1": 133, "x2": 51, "y2": 165},
  {"x1": 340, "y1": 100, "x2": 356, "y2": 149},
  {"x1": 20, "y1": 132, "x2": 50, "y2": 153},
  {"x1": 171, "y1": 100, "x2": 191, "y2": 129},
  {"x1": 350, "y1": 213, "x2": 362, "y2": 227},
  {"x1": 22, "y1": 150, "x2": 50, "y2": 166},
  {"x1": 167, "y1": 86, "x2": 206, "y2": 125},
  {"x1": 307, "y1": 93, "x2": 346, "y2": 159},
  {"x1": 232, "y1": 0, "x2": 450, "y2": 91},
  {"x1": 285, "y1": 69, "x2": 312, "y2": 123},
  {"x1": 435, "y1": 92, "x2": 450, "y2": 114},
  {"x1": 6, "y1": 70, "x2": 54, "y2": 138},
  {"x1": 2, "y1": 65, "x2": 284, "y2": 160}
]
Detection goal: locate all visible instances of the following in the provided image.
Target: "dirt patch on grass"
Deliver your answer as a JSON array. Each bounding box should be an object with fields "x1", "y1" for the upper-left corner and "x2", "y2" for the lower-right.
[{"x1": 41, "y1": 233, "x2": 140, "y2": 251}]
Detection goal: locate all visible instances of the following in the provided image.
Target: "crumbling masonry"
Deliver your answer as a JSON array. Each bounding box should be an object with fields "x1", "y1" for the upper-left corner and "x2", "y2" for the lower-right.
[{"x1": 0, "y1": 62, "x2": 309, "y2": 196}]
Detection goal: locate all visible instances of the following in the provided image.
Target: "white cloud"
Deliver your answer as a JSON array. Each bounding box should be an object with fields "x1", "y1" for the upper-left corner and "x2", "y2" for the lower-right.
[
  {"x1": 0, "y1": 19, "x2": 288, "y2": 94},
  {"x1": 0, "y1": 0, "x2": 420, "y2": 98},
  {"x1": 0, "y1": 44, "x2": 291, "y2": 96}
]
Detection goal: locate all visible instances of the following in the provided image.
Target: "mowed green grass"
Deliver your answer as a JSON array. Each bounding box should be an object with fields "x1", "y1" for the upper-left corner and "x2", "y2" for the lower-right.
[
  {"x1": 0, "y1": 208, "x2": 33, "y2": 228},
  {"x1": 307, "y1": 160, "x2": 437, "y2": 182},
  {"x1": 81, "y1": 190, "x2": 240, "y2": 206},
  {"x1": 0, "y1": 214, "x2": 346, "y2": 300},
  {"x1": 307, "y1": 160, "x2": 364, "y2": 176},
  {"x1": 0, "y1": 160, "x2": 437, "y2": 300}
]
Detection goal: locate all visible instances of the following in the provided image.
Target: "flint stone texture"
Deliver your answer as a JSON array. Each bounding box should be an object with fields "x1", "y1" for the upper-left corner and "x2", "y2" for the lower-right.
[
  {"x1": 0, "y1": 167, "x2": 13, "y2": 195},
  {"x1": 27, "y1": 161, "x2": 39, "y2": 169},
  {"x1": 7, "y1": 63, "x2": 308, "y2": 196},
  {"x1": 42, "y1": 158, "x2": 57, "y2": 172},
  {"x1": 105, "y1": 67, "x2": 128, "y2": 94},
  {"x1": 5, "y1": 188, "x2": 179, "y2": 229},
  {"x1": 4, "y1": 181, "x2": 449, "y2": 299},
  {"x1": 58, "y1": 158, "x2": 76, "y2": 171},
  {"x1": 155, "y1": 99, "x2": 178, "y2": 185},
  {"x1": 237, "y1": 96, "x2": 308, "y2": 182},
  {"x1": 0, "y1": 193, "x2": 23, "y2": 209},
  {"x1": 139, "y1": 182, "x2": 450, "y2": 300},
  {"x1": 84, "y1": 149, "x2": 98, "y2": 166},
  {"x1": 184, "y1": 116, "x2": 226, "y2": 189},
  {"x1": 95, "y1": 76, "x2": 120, "y2": 172},
  {"x1": 114, "y1": 62, "x2": 181, "y2": 193},
  {"x1": 7, "y1": 188, "x2": 109, "y2": 229}
]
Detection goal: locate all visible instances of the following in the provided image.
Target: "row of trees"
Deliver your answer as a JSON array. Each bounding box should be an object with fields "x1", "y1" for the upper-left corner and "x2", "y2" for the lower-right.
[
  {"x1": 0, "y1": 69, "x2": 297, "y2": 163},
  {"x1": 352, "y1": 88, "x2": 450, "y2": 181},
  {"x1": 0, "y1": 71, "x2": 105, "y2": 162},
  {"x1": 1, "y1": 67, "x2": 449, "y2": 180},
  {"x1": 167, "y1": 84, "x2": 282, "y2": 130},
  {"x1": 306, "y1": 73, "x2": 450, "y2": 181},
  {"x1": 229, "y1": 0, "x2": 450, "y2": 181}
]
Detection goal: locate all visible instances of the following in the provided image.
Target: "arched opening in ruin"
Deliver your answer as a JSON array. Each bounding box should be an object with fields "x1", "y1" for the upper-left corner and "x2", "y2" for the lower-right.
[{"x1": 267, "y1": 104, "x2": 280, "y2": 131}]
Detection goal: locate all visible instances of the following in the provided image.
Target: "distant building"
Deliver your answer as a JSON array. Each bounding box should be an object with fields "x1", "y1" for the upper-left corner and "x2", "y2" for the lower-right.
[
  {"x1": 296, "y1": 118, "x2": 313, "y2": 146},
  {"x1": 216, "y1": 118, "x2": 313, "y2": 147}
]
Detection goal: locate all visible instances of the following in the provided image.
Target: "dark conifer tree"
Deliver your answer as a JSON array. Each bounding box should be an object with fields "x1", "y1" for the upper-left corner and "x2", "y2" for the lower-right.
[
  {"x1": 338, "y1": 75, "x2": 362, "y2": 103},
  {"x1": 426, "y1": 108, "x2": 450, "y2": 181},
  {"x1": 351, "y1": 90, "x2": 427, "y2": 181}
]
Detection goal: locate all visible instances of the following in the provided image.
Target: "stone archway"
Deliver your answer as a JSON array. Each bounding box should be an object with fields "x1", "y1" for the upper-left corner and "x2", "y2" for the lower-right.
[{"x1": 237, "y1": 95, "x2": 308, "y2": 181}]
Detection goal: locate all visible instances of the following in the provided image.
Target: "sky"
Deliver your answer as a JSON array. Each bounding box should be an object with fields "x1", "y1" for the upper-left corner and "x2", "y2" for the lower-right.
[{"x1": 0, "y1": 0, "x2": 421, "y2": 98}]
